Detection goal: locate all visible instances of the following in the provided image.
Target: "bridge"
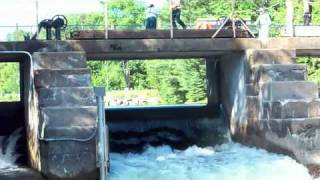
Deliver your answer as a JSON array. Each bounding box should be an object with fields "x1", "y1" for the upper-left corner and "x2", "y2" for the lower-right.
[
  {"x1": 1, "y1": 37, "x2": 320, "y2": 58},
  {"x1": 0, "y1": 35, "x2": 320, "y2": 180}
]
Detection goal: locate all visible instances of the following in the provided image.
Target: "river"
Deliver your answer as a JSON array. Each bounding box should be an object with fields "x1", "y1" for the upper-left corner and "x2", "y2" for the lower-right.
[
  {"x1": 0, "y1": 130, "x2": 319, "y2": 180},
  {"x1": 109, "y1": 143, "x2": 317, "y2": 180}
]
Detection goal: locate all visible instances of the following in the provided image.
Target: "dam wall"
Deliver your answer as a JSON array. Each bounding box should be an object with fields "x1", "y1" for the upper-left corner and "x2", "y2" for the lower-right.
[{"x1": 0, "y1": 48, "x2": 319, "y2": 179}]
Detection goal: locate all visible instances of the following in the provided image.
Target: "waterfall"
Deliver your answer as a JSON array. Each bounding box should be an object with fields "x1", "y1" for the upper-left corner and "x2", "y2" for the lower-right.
[
  {"x1": 0, "y1": 128, "x2": 22, "y2": 169},
  {"x1": 220, "y1": 104, "x2": 232, "y2": 143}
]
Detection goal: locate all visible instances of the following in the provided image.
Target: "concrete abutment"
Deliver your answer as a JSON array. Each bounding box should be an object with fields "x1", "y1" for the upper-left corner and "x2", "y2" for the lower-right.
[
  {"x1": 27, "y1": 52, "x2": 98, "y2": 180},
  {"x1": 217, "y1": 49, "x2": 320, "y2": 173}
]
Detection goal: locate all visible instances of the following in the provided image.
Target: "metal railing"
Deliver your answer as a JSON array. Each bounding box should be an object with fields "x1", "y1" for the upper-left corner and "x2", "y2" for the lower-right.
[{"x1": 1, "y1": 23, "x2": 320, "y2": 41}]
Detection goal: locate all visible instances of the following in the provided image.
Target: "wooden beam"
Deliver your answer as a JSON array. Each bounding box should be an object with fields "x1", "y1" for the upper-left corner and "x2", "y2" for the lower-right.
[
  {"x1": 2, "y1": 38, "x2": 320, "y2": 59},
  {"x1": 71, "y1": 29, "x2": 251, "y2": 40}
]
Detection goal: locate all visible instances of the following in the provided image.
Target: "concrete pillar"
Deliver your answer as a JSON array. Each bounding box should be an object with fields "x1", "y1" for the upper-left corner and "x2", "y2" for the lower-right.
[
  {"x1": 217, "y1": 51, "x2": 248, "y2": 134},
  {"x1": 233, "y1": 49, "x2": 320, "y2": 173},
  {"x1": 205, "y1": 58, "x2": 219, "y2": 107},
  {"x1": 29, "y1": 52, "x2": 98, "y2": 180}
]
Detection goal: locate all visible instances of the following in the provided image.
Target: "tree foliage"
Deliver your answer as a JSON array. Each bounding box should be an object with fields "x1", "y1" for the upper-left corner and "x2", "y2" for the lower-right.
[
  {"x1": 103, "y1": 0, "x2": 145, "y2": 29},
  {"x1": 88, "y1": 61, "x2": 127, "y2": 91},
  {"x1": 89, "y1": 59, "x2": 207, "y2": 104},
  {"x1": 0, "y1": 63, "x2": 20, "y2": 101},
  {"x1": 296, "y1": 57, "x2": 320, "y2": 85},
  {"x1": 68, "y1": 12, "x2": 104, "y2": 30}
]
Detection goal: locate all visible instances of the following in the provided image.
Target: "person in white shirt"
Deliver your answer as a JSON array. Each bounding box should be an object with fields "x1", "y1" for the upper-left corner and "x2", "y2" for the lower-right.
[
  {"x1": 171, "y1": 0, "x2": 186, "y2": 29},
  {"x1": 146, "y1": 4, "x2": 158, "y2": 29},
  {"x1": 255, "y1": 8, "x2": 271, "y2": 43}
]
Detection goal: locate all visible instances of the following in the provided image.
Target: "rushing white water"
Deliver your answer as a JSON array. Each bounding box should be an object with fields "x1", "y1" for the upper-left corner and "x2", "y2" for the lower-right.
[
  {"x1": 0, "y1": 128, "x2": 317, "y2": 180},
  {"x1": 109, "y1": 143, "x2": 316, "y2": 180},
  {"x1": 0, "y1": 128, "x2": 21, "y2": 169}
]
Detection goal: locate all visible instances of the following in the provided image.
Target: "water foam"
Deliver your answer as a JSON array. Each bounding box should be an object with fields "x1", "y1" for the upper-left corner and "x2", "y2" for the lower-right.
[
  {"x1": 109, "y1": 143, "x2": 315, "y2": 180},
  {"x1": 0, "y1": 128, "x2": 21, "y2": 169}
]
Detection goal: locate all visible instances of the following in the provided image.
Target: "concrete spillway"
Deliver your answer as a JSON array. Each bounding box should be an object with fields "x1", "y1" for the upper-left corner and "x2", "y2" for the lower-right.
[{"x1": 0, "y1": 48, "x2": 319, "y2": 180}]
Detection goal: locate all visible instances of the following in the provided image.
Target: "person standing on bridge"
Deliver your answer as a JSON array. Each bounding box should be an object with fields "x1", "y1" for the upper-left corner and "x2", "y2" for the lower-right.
[
  {"x1": 146, "y1": 4, "x2": 158, "y2": 29},
  {"x1": 171, "y1": 0, "x2": 187, "y2": 29},
  {"x1": 255, "y1": 8, "x2": 271, "y2": 44},
  {"x1": 303, "y1": 0, "x2": 313, "y2": 26}
]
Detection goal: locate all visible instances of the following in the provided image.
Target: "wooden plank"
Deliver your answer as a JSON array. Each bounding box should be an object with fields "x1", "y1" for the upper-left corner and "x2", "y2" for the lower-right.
[
  {"x1": 70, "y1": 29, "x2": 251, "y2": 40},
  {"x1": 109, "y1": 30, "x2": 170, "y2": 39}
]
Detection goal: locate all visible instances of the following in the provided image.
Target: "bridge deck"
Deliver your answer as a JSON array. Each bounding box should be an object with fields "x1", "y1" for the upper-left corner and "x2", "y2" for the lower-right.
[{"x1": 0, "y1": 37, "x2": 320, "y2": 59}]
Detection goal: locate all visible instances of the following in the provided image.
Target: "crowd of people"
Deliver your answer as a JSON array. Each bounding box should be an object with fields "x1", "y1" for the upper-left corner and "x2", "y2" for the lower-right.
[{"x1": 144, "y1": 0, "x2": 315, "y2": 41}]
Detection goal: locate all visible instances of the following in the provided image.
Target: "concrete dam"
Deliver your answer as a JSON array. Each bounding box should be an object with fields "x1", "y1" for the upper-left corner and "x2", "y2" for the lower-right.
[{"x1": 0, "y1": 37, "x2": 320, "y2": 179}]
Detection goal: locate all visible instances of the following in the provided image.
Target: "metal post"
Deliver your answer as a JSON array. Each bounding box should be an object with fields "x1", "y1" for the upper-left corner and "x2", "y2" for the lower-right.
[
  {"x1": 236, "y1": 15, "x2": 256, "y2": 38},
  {"x1": 231, "y1": 0, "x2": 236, "y2": 38},
  {"x1": 94, "y1": 87, "x2": 109, "y2": 180},
  {"x1": 232, "y1": 16, "x2": 236, "y2": 38},
  {"x1": 169, "y1": 0, "x2": 174, "y2": 39},
  {"x1": 212, "y1": 0, "x2": 236, "y2": 38},
  {"x1": 285, "y1": 0, "x2": 294, "y2": 36},
  {"x1": 211, "y1": 16, "x2": 230, "y2": 38},
  {"x1": 104, "y1": 0, "x2": 109, "y2": 39},
  {"x1": 36, "y1": 0, "x2": 39, "y2": 25}
]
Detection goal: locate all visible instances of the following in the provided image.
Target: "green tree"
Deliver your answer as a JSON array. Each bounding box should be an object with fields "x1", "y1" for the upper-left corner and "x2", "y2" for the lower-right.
[
  {"x1": 0, "y1": 63, "x2": 20, "y2": 101},
  {"x1": 144, "y1": 59, "x2": 207, "y2": 104},
  {"x1": 6, "y1": 29, "x2": 29, "y2": 41},
  {"x1": 67, "y1": 12, "x2": 104, "y2": 30},
  {"x1": 128, "y1": 61, "x2": 148, "y2": 90},
  {"x1": 103, "y1": 0, "x2": 145, "y2": 29},
  {"x1": 88, "y1": 61, "x2": 127, "y2": 90},
  {"x1": 296, "y1": 57, "x2": 320, "y2": 85},
  {"x1": 179, "y1": 59, "x2": 207, "y2": 102},
  {"x1": 145, "y1": 60, "x2": 187, "y2": 104}
]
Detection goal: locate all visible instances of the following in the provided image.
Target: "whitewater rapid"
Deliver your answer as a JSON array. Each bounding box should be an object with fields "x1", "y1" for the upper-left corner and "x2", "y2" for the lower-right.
[
  {"x1": 0, "y1": 128, "x2": 21, "y2": 169},
  {"x1": 0, "y1": 129, "x2": 317, "y2": 180},
  {"x1": 109, "y1": 142, "x2": 315, "y2": 180}
]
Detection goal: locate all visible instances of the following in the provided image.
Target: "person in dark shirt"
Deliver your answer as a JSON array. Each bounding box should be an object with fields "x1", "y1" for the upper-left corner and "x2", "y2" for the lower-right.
[
  {"x1": 171, "y1": 0, "x2": 186, "y2": 29},
  {"x1": 304, "y1": 0, "x2": 313, "y2": 26}
]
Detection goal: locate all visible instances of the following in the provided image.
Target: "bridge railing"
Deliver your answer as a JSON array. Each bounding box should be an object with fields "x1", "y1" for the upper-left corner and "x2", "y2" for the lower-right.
[
  {"x1": 1, "y1": 23, "x2": 320, "y2": 41},
  {"x1": 0, "y1": 23, "x2": 172, "y2": 41}
]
